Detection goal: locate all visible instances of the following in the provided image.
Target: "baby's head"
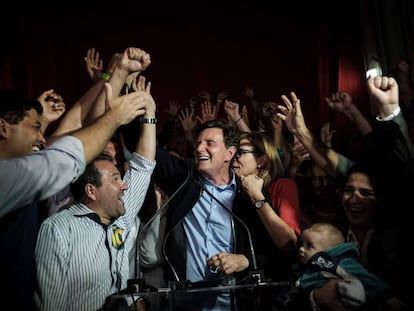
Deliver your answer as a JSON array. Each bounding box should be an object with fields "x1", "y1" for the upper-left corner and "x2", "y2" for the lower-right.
[{"x1": 298, "y1": 223, "x2": 344, "y2": 264}]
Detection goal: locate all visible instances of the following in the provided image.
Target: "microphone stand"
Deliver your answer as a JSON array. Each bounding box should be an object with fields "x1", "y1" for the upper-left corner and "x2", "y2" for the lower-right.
[
  {"x1": 160, "y1": 173, "x2": 265, "y2": 311},
  {"x1": 127, "y1": 171, "x2": 191, "y2": 293},
  {"x1": 195, "y1": 178, "x2": 264, "y2": 284}
]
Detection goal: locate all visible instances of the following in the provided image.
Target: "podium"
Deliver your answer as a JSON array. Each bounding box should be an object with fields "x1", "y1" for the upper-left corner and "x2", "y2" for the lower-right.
[{"x1": 110, "y1": 279, "x2": 290, "y2": 311}]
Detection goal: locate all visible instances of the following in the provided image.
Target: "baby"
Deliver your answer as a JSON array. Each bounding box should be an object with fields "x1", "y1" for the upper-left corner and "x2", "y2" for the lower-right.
[{"x1": 295, "y1": 222, "x2": 389, "y2": 309}]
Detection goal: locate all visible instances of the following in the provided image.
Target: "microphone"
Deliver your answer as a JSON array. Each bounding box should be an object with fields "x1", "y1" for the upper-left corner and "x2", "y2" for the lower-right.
[
  {"x1": 127, "y1": 170, "x2": 191, "y2": 293},
  {"x1": 162, "y1": 173, "x2": 264, "y2": 291}
]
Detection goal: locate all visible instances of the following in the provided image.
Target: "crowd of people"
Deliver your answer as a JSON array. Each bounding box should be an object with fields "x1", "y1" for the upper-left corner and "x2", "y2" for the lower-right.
[{"x1": 0, "y1": 46, "x2": 412, "y2": 311}]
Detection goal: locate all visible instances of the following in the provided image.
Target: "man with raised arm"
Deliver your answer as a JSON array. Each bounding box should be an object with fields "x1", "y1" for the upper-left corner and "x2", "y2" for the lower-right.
[{"x1": 0, "y1": 47, "x2": 151, "y2": 310}]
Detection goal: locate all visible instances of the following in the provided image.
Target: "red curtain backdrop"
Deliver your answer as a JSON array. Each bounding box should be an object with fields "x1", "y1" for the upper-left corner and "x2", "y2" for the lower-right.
[{"x1": 0, "y1": 1, "x2": 368, "y2": 151}]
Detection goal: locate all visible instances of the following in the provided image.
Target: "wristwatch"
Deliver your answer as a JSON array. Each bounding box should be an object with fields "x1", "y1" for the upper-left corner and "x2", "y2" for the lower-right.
[{"x1": 254, "y1": 200, "x2": 266, "y2": 209}]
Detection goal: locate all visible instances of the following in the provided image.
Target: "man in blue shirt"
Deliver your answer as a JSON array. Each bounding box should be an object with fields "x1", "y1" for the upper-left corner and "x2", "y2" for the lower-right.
[{"x1": 154, "y1": 120, "x2": 265, "y2": 310}]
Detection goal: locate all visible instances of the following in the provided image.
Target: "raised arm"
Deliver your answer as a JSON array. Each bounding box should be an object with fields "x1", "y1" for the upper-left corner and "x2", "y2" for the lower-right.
[
  {"x1": 368, "y1": 75, "x2": 414, "y2": 157},
  {"x1": 49, "y1": 47, "x2": 150, "y2": 146},
  {"x1": 72, "y1": 83, "x2": 147, "y2": 163},
  {"x1": 320, "y1": 122, "x2": 335, "y2": 148},
  {"x1": 131, "y1": 75, "x2": 156, "y2": 160},
  {"x1": 216, "y1": 90, "x2": 229, "y2": 119},
  {"x1": 1, "y1": 82, "x2": 148, "y2": 213},
  {"x1": 196, "y1": 100, "x2": 217, "y2": 124},
  {"x1": 85, "y1": 47, "x2": 151, "y2": 125},
  {"x1": 367, "y1": 76, "x2": 399, "y2": 118},
  {"x1": 223, "y1": 99, "x2": 251, "y2": 132},
  {"x1": 178, "y1": 106, "x2": 197, "y2": 143},
  {"x1": 84, "y1": 47, "x2": 104, "y2": 82},
  {"x1": 37, "y1": 89, "x2": 66, "y2": 137},
  {"x1": 48, "y1": 48, "x2": 114, "y2": 142},
  {"x1": 325, "y1": 91, "x2": 372, "y2": 136},
  {"x1": 242, "y1": 85, "x2": 260, "y2": 115},
  {"x1": 277, "y1": 92, "x2": 341, "y2": 178}
]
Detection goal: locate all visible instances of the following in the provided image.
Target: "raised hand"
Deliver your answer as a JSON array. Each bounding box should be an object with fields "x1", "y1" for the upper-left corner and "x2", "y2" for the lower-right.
[
  {"x1": 241, "y1": 105, "x2": 249, "y2": 126},
  {"x1": 132, "y1": 75, "x2": 151, "y2": 93},
  {"x1": 116, "y1": 47, "x2": 151, "y2": 93},
  {"x1": 84, "y1": 48, "x2": 103, "y2": 82},
  {"x1": 277, "y1": 92, "x2": 308, "y2": 136},
  {"x1": 196, "y1": 100, "x2": 217, "y2": 124},
  {"x1": 290, "y1": 139, "x2": 310, "y2": 168},
  {"x1": 131, "y1": 75, "x2": 156, "y2": 115},
  {"x1": 165, "y1": 99, "x2": 180, "y2": 117},
  {"x1": 325, "y1": 92, "x2": 355, "y2": 117},
  {"x1": 105, "y1": 52, "x2": 122, "y2": 76},
  {"x1": 367, "y1": 76, "x2": 399, "y2": 118},
  {"x1": 178, "y1": 107, "x2": 197, "y2": 133},
  {"x1": 270, "y1": 109, "x2": 283, "y2": 131},
  {"x1": 119, "y1": 47, "x2": 151, "y2": 74},
  {"x1": 104, "y1": 83, "x2": 146, "y2": 126},
  {"x1": 37, "y1": 89, "x2": 66, "y2": 124},
  {"x1": 223, "y1": 100, "x2": 241, "y2": 123},
  {"x1": 320, "y1": 122, "x2": 336, "y2": 148},
  {"x1": 325, "y1": 90, "x2": 372, "y2": 136}
]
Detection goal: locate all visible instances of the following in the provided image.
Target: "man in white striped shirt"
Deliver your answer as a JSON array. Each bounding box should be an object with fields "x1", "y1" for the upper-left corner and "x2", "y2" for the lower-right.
[{"x1": 34, "y1": 78, "x2": 156, "y2": 311}]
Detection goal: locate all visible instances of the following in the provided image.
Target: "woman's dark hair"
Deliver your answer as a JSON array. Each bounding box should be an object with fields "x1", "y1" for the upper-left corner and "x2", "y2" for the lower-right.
[{"x1": 342, "y1": 162, "x2": 378, "y2": 193}]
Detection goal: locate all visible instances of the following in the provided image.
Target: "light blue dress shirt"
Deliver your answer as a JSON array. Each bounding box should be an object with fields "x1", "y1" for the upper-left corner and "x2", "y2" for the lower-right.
[{"x1": 182, "y1": 172, "x2": 237, "y2": 310}]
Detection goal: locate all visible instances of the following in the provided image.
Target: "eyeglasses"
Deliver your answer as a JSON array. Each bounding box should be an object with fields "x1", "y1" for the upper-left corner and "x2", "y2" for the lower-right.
[{"x1": 235, "y1": 149, "x2": 261, "y2": 158}]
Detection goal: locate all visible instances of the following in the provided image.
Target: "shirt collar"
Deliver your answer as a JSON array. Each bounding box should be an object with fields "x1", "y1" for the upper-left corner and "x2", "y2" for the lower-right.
[
  {"x1": 200, "y1": 170, "x2": 237, "y2": 190},
  {"x1": 71, "y1": 202, "x2": 107, "y2": 228}
]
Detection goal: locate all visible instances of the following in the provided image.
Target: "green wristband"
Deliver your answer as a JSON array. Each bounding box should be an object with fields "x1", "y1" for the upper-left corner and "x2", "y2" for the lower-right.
[{"x1": 101, "y1": 73, "x2": 110, "y2": 81}]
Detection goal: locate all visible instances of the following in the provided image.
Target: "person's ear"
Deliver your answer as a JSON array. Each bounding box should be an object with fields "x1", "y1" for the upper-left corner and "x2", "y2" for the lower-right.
[
  {"x1": 85, "y1": 183, "x2": 97, "y2": 200},
  {"x1": 257, "y1": 155, "x2": 267, "y2": 169},
  {"x1": 226, "y1": 146, "x2": 237, "y2": 162},
  {"x1": 0, "y1": 118, "x2": 10, "y2": 138}
]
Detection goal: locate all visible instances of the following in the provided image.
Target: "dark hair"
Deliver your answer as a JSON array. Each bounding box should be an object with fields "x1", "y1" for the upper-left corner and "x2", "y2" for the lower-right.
[
  {"x1": 195, "y1": 120, "x2": 240, "y2": 149},
  {"x1": 342, "y1": 162, "x2": 378, "y2": 193},
  {"x1": 70, "y1": 153, "x2": 113, "y2": 202},
  {"x1": 0, "y1": 88, "x2": 43, "y2": 124}
]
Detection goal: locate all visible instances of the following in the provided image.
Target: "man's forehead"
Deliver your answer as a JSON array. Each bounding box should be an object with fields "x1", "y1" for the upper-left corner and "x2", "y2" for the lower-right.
[
  {"x1": 19, "y1": 111, "x2": 41, "y2": 128},
  {"x1": 96, "y1": 160, "x2": 120, "y2": 175},
  {"x1": 199, "y1": 127, "x2": 223, "y2": 138},
  {"x1": 26, "y1": 108, "x2": 42, "y2": 121}
]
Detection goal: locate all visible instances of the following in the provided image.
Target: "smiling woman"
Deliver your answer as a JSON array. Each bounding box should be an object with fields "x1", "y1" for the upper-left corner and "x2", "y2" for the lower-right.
[{"x1": 234, "y1": 131, "x2": 301, "y2": 242}]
